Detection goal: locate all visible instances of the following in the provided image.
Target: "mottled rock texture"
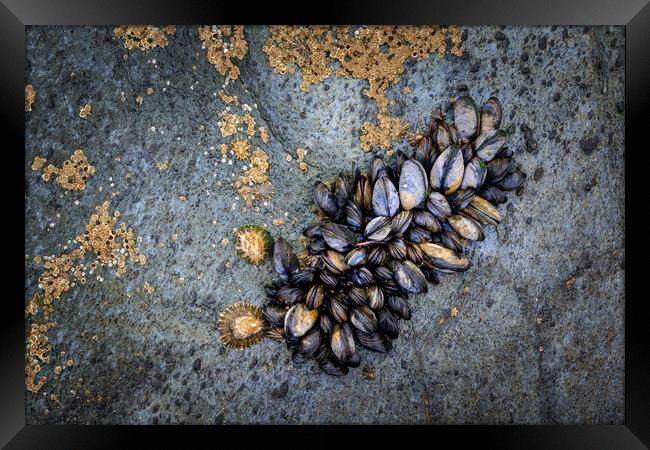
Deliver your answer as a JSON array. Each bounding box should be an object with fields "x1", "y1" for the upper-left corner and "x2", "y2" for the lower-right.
[{"x1": 25, "y1": 25, "x2": 624, "y2": 424}]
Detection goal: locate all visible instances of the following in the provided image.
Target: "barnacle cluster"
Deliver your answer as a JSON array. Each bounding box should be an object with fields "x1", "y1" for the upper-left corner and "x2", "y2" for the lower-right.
[
  {"x1": 40, "y1": 149, "x2": 95, "y2": 191},
  {"x1": 262, "y1": 26, "x2": 464, "y2": 152},
  {"x1": 198, "y1": 25, "x2": 248, "y2": 80},
  {"x1": 25, "y1": 201, "x2": 146, "y2": 392},
  {"x1": 259, "y1": 95, "x2": 526, "y2": 375},
  {"x1": 113, "y1": 25, "x2": 177, "y2": 50}
]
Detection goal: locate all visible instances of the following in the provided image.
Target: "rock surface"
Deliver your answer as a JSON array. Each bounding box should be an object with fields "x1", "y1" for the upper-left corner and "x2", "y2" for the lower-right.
[{"x1": 25, "y1": 25, "x2": 624, "y2": 424}]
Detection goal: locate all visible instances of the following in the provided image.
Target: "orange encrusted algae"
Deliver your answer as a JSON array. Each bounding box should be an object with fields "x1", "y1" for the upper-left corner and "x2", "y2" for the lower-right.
[
  {"x1": 198, "y1": 25, "x2": 248, "y2": 80},
  {"x1": 263, "y1": 25, "x2": 464, "y2": 151},
  {"x1": 114, "y1": 25, "x2": 177, "y2": 50},
  {"x1": 41, "y1": 149, "x2": 95, "y2": 191}
]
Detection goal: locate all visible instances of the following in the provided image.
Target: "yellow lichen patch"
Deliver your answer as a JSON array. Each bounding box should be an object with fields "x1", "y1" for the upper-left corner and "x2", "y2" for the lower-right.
[
  {"x1": 25, "y1": 201, "x2": 146, "y2": 393},
  {"x1": 263, "y1": 25, "x2": 464, "y2": 151},
  {"x1": 25, "y1": 84, "x2": 36, "y2": 112},
  {"x1": 42, "y1": 149, "x2": 96, "y2": 191},
  {"x1": 234, "y1": 225, "x2": 270, "y2": 265},
  {"x1": 231, "y1": 139, "x2": 251, "y2": 160},
  {"x1": 79, "y1": 104, "x2": 92, "y2": 119},
  {"x1": 259, "y1": 127, "x2": 270, "y2": 144},
  {"x1": 218, "y1": 89, "x2": 239, "y2": 105},
  {"x1": 198, "y1": 25, "x2": 248, "y2": 80},
  {"x1": 218, "y1": 302, "x2": 267, "y2": 349},
  {"x1": 31, "y1": 156, "x2": 47, "y2": 172},
  {"x1": 157, "y1": 160, "x2": 169, "y2": 171},
  {"x1": 113, "y1": 25, "x2": 177, "y2": 50},
  {"x1": 360, "y1": 114, "x2": 409, "y2": 152}
]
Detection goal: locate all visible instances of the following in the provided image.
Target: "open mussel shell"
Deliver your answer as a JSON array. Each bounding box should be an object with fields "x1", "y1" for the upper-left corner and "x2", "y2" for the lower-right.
[
  {"x1": 454, "y1": 96, "x2": 479, "y2": 142},
  {"x1": 399, "y1": 159, "x2": 428, "y2": 210},
  {"x1": 372, "y1": 176, "x2": 400, "y2": 218},
  {"x1": 462, "y1": 195, "x2": 501, "y2": 226},
  {"x1": 273, "y1": 237, "x2": 299, "y2": 281},
  {"x1": 284, "y1": 303, "x2": 319, "y2": 340},
  {"x1": 430, "y1": 145, "x2": 465, "y2": 195},
  {"x1": 313, "y1": 181, "x2": 340, "y2": 217},
  {"x1": 461, "y1": 157, "x2": 487, "y2": 191},
  {"x1": 448, "y1": 214, "x2": 485, "y2": 241},
  {"x1": 480, "y1": 97, "x2": 503, "y2": 135},
  {"x1": 475, "y1": 129, "x2": 507, "y2": 162},
  {"x1": 426, "y1": 191, "x2": 452, "y2": 220},
  {"x1": 419, "y1": 242, "x2": 470, "y2": 272}
]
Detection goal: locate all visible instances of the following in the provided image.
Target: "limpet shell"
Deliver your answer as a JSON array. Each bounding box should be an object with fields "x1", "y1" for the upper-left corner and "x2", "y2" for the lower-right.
[
  {"x1": 218, "y1": 302, "x2": 267, "y2": 349},
  {"x1": 235, "y1": 225, "x2": 272, "y2": 265}
]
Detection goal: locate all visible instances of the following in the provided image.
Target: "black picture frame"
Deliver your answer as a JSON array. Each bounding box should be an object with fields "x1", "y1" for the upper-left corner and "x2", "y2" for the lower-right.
[{"x1": 4, "y1": 0, "x2": 648, "y2": 447}]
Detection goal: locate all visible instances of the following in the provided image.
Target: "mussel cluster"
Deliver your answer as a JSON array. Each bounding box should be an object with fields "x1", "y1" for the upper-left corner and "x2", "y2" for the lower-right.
[{"x1": 262, "y1": 96, "x2": 526, "y2": 376}]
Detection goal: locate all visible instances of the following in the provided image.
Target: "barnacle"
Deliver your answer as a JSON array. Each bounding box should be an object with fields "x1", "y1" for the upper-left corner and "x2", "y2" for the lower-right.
[
  {"x1": 234, "y1": 225, "x2": 272, "y2": 265},
  {"x1": 218, "y1": 302, "x2": 267, "y2": 349}
]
